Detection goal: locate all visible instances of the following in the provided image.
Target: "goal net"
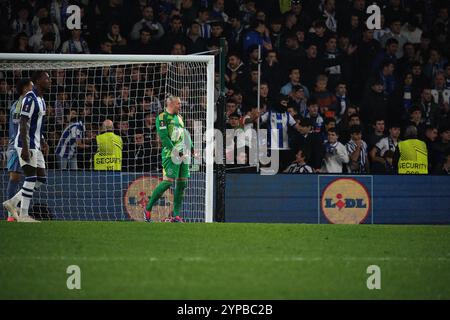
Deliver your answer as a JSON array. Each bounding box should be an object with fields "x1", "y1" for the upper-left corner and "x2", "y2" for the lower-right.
[{"x1": 0, "y1": 54, "x2": 214, "y2": 222}]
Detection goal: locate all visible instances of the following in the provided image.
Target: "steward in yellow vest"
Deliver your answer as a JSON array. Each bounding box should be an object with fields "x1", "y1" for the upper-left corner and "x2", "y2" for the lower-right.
[
  {"x1": 394, "y1": 126, "x2": 428, "y2": 174},
  {"x1": 94, "y1": 120, "x2": 123, "y2": 171}
]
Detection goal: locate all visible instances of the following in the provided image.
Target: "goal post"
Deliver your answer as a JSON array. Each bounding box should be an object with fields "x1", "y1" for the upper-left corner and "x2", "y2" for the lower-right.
[{"x1": 0, "y1": 53, "x2": 215, "y2": 223}]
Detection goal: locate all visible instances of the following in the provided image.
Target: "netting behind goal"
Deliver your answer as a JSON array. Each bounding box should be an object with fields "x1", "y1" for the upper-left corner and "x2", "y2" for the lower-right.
[{"x1": 0, "y1": 54, "x2": 214, "y2": 222}]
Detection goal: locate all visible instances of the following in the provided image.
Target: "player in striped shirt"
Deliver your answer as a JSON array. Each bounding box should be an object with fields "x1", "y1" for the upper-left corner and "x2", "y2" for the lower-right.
[
  {"x1": 346, "y1": 125, "x2": 370, "y2": 173},
  {"x1": 3, "y1": 71, "x2": 51, "y2": 223},
  {"x1": 4, "y1": 78, "x2": 33, "y2": 221},
  {"x1": 283, "y1": 149, "x2": 313, "y2": 173},
  {"x1": 55, "y1": 118, "x2": 86, "y2": 170}
]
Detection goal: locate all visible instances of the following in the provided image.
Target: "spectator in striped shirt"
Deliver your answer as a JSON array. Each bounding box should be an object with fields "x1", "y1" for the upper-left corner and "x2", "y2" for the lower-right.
[
  {"x1": 283, "y1": 149, "x2": 313, "y2": 173},
  {"x1": 346, "y1": 125, "x2": 370, "y2": 174},
  {"x1": 55, "y1": 118, "x2": 87, "y2": 170}
]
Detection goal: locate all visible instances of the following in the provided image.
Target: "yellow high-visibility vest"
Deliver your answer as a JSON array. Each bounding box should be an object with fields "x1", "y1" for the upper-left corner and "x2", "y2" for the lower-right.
[
  {"x1": 93, "y1": 132, "x2": 123, "y2": 171},
  {"x1": 398, "y1": 139, "x2": 428, "y2": 174}
]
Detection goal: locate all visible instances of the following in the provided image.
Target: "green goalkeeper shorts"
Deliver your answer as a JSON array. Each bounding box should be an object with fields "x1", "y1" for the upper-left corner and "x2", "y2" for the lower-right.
[{"x1": 162, "y1": 157, "x2": 190, "y2": 179}]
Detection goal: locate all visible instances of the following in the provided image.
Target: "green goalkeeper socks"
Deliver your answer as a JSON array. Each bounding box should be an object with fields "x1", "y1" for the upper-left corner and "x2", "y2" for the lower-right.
[
  {"x1": 146, "y1": 180, "x2": 172, "y2": 211},
  {"x1": 173, "y1": 179, "x2": 187, "y2": 216}
]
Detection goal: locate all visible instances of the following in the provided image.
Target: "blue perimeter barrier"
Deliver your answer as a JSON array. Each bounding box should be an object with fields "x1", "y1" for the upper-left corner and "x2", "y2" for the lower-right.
[
  {"x1": 226, "y1": 174, "x2": 450, "y2": 224},
  {"x1": 1, "y1": 171, "x2": 449, "y2": 224}
]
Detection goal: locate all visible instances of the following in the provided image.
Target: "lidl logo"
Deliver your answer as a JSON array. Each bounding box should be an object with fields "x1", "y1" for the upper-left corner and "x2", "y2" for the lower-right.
[
  {"x1": 124, "y1": 176, "x2": 173, "y2": 222},
  {"x1": 321, "y1": 178, "x2": 371, "y2": 224}
]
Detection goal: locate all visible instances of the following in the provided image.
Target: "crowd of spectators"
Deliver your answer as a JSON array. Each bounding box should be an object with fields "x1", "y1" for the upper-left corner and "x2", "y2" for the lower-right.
[{"x1": 0, "y1": 0, "x2": 449, "y2": 174}]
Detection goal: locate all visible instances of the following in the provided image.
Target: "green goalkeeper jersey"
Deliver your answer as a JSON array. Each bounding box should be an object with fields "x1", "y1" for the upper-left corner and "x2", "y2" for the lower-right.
[{"x1": 156, "y1": 110, "x2": 191, "y2": 161}]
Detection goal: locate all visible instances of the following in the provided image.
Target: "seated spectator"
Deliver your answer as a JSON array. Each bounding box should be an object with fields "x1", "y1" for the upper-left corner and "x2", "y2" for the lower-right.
[
  {"x1": 268, "y1": 16, "x2": 283, "y2": 53},
  {"x1": 279, "y1": 32, "x2": 304, "y2": 72},
  {"x1": 261, "y1": 50, "x2": 283, "y2": 94},
  {"x1": 320, "y1": 128, "x2": 349, "y2": 173},
  {"x1": 321, "y1": 117, "x2": 337, "y2": 143},
  {"x1": 130, "y1": 5, "x2": 164, "y2": 41},
  {"x1": 311, "y1": 74, "x2": 337, "y2": 118},
  {"x1": 11, "y1": 32, "x2": 30, "y2": 53},
  {"x1": 239, "y1": 0, "x2": 257, "y2": 25},
  {"x1": 403, "y1": 105, "x2": 426, "y2": 139},
  {"x1": 373, "y1": 14, "x2": 390, "y2": 42},
  {"x1": 288, "y1": 85, "x2": 308, "y2": 117},
  {"x1": 186, "y1": 21, "x2": 208, "y2": 54},
  {"x1": 379, "y1": 60, "x2": 396, "y2": 96},
  {"x1": 38, "y1": 32, "x2": 57, "y2": 53},
  {"x1": 131, "y1": 27, "x2": 157, "y2": 54},
  {"x1": 411, "y1": 61, "x2": 430, "y2": 95},
  {"x1": 305, "y1": 98, "x2": 324, "y2": 134},
  {"x1": 338, "y1": 113, "x2": 363, "y2": 144},
  {"x1": 106, "y1": 22, "x2": 128, "y2": 53},
  {"x1": 346, "y1": 125, "x2": 370, "y2": 174},
  {"x1": 11, "y1": 6, "x2": 32, "y2": 36},
  {"x1": 306, "y1": 20, "x2": 328, "y2": 54},
  {"x1": 243, "y1": 18, "x2": 272, "y2": 54},
  {"x1": 366, "y1": 118, "x2": 386, "y2": 150},
  {"x1": 283, "y1": 149, "x2": 314, "y2": 173},
  {"x1": 228, "y1": 13, "x2": 245, "y2": 54},
  {"x1": 280, "y1": 67, "x2": 310, "y2": 98},
  {"x1": 380, "y1": 18, "x2": 408, "y2": 58},
  {"x1": 429, "y1": 124, "x2": 450, "y2": 171},
  {"x1": 401, "y1": 16, "x2": 422, "y2": 44},
  {"x1": 209, "y1": 21, "x2": 226, "y2": 44},
  {"x1": 161, "y1": 15, "x2": 187, "y2": 53},
  {"x1": 334, "y1": 81, "x2": 350, "y2": 123},
  {"x1": 180, "y1": 0, "x2": 199, "y2": 26},
  {"x1": 61, "y1": 29, "x2": 90, "y2": 54},
  {"x1": 433, "y1": 150, "x2": 450, "y2": 174},
  {"x1": 419, "y1": 88, "x2": 440, "y2": 127},
  {"x1": 225, "y1": 53, "x2": 246, "y2": 92},
  {"x1": 370, "y1": 123, "x2": 401, "y2": 172},
  {"x1": 397, "y1": 43, "x2": 417, "y2": 79},
  {"x1": 361, "y1": 77, "x2": 389, "y2": 125},
  {"x1": 423, "y1": 48, "x2": 448, "y2": 81},
  {"x1": 195, "y1": 7, "x2": 212, "y2": 39},
  {"x1": 431, "y1": 71, "x2": 450, "y2": 109},
  {"x1": 28, "y1": 17, "x2": 61, "y2": 53},
  {"x1": 124, "y1": 130, "x2": 152, "y2": 172},
  {"x1": 372, "y1": 38, "x2": 398, "y2": 73}
]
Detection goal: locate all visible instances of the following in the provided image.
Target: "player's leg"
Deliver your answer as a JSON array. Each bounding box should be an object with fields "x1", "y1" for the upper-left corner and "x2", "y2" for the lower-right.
[
  {"x1": 5, "y1": 149, "x2": 22, "y2": 221},
  {"x1": 144, "y1": 158, "x2": 177, "y2": 221},
  {"x1": 6, "y1": 172, "x2": 21, "y2": 221},
  {"x1": 172, "y1": 178, "x2": 187, "y2": 222},
  {"x1": 171, "y1": 162, "x2": 190, "y2": 223},
  {"x1": 18, "y1": 150, "x2": 46, "y2": 222},
  {"x1": 6, "y1": 148, "x2": 41, "y2": 222}
]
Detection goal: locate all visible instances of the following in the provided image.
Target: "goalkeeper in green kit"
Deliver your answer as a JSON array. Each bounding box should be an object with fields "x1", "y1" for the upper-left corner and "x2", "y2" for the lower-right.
[{"x1": 144, "y1": 95, "x2": 193, "y2": 223}]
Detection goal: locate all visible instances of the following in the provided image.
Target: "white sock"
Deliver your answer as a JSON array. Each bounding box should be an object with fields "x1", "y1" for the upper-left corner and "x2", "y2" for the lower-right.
[
  {"x1": 20, "y1": 179, "x2": 36, "y2": 217},
  {"x1": 9, "y1": 189, "x2": 23, "y2": 207}
]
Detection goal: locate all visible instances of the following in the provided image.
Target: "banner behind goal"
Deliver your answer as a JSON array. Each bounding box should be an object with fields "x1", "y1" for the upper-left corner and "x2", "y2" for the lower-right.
[{"x1": 0, "y1": 54, "x2": 214, "y2": 222}]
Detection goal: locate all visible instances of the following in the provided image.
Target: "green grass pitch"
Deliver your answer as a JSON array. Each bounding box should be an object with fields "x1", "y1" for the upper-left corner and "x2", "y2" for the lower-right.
[{"x1": 0, "y1": 221, "x2": 449, "y2": 299}]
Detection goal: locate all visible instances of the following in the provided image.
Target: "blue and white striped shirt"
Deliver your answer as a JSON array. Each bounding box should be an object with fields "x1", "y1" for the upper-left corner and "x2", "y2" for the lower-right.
[
  {"x1": 345, "y1": 139, "x2": 368, "y2": 173},
  {"x1": 260, "y1": 110, "x2": 296, "y2": 150},
  {"x1": 14, "y1": 88, "x2": 46, "y2": 150},
  {"x1": 56, "y1": 121, "x2": 85, "y2": 159}
]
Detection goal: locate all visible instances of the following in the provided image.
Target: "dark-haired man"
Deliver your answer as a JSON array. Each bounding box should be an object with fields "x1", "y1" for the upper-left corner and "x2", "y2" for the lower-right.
[{"x1": 3, "y1": 71, "x2": 51, "y2": 222}]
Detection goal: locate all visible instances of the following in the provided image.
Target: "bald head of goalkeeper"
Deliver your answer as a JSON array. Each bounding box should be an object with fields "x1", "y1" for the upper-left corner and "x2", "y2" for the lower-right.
[{"x1": 166, "y1": 96, "x2": 181, "y2": 114}]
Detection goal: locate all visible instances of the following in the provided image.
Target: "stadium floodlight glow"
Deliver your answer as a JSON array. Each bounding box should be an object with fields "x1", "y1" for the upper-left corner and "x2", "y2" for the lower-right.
[{"x1": 0, "y1": 53, "x2": 214, "y2": 223}]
